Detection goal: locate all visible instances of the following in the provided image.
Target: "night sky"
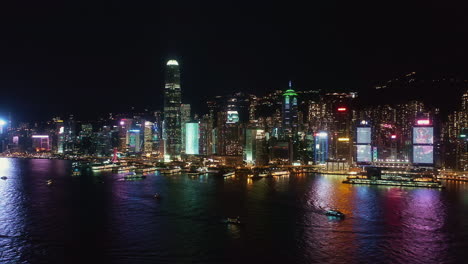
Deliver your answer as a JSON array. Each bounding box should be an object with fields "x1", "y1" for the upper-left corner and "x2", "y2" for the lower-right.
[{"x1": 1, "y1": 0, "x2": 468, "y2": 121}]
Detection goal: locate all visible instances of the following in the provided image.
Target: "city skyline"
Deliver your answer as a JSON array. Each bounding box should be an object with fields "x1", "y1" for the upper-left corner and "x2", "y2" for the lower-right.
[{"x1": 2, "y1": 1, "x2": 468, "y2": 121}]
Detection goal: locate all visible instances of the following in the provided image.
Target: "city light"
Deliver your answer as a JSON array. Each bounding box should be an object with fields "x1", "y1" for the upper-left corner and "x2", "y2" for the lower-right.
[
  {"x1": 338, "y1": 137, "x2": 350, "y2": 141},
  {"x1": 337, "y1": 107, "x2": 347, "y2": 112},
  {"x1": 316, "y1": 132, "x2": 328, "y2": 138},
  {"x1": 417, "y1": 119, "x2": 430, "y2": 125},
  {"x1": 391, "y1": 135, "x2": 397, "y2": 139},
  {"x1": 0, "y1": 119, "x2": 6, "y2": 126},
  {"x1": 32, "y1": 135, "x2": 49, "y2": 138},
  {"x1": 167, "y1": 60, "x2": 179, "y2": 66}
]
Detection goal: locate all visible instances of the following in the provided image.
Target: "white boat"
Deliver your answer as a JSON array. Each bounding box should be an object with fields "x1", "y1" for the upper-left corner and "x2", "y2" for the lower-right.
[
  {"x1": 223, "y1": 171, "x2": 235, "y2": 178},
  {"x1": 91, "y1": 164, "x2": 116, "y2": 171}
]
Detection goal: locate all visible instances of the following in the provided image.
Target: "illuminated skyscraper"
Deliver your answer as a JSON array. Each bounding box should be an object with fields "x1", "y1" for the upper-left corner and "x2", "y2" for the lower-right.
[
  {"x1": 143, "y1": 121, "x2": 153, "y2": 154},
  {"x1": 282, "y1": 81, "x2": 298, "y2": 137},
  {"x1": 185, "y1": 122, "x2": 199, "y2": 155},
  {"x1": 180, "y1": 104, "x2": 191, "y2": 153},
  {"x1": 314, "y1": 131, "x2": 328, "y2": 164},
  {"x1": 163, "y1": 59, "x2": 182, "y2": 160}
]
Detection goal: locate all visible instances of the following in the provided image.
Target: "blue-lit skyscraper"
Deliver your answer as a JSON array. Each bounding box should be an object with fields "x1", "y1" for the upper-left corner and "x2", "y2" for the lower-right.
[
  {"x1": 314, "y1": 131, "x2": 328, "y2": 164},
  {"x1": 163, "y1": 59, "x2": 182, "y2": 160}
]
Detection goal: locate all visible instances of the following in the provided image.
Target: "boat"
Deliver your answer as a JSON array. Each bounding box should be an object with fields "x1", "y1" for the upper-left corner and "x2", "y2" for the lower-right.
[
  {"x1": 137, "y1": 167, "x2": 158, "y2": 173},
  {"x1": 91, "y1": 163, "x2": 117, "y2": 171},
  {"x1": 270, "y1": 170, "x2": 290, "y2": 177},
  {"x1": 1, "y1": 176, "x2": 7, "y2": 180},
  {"x1": 207, "y1": 168, "x2": 221, "y2": 174},
  {"x1": 325, "y1": 209, "x2": 345, "y2": 218},
  {"x1": 187, "y1": 166, "x2": 206, "y2": 175},
  {"x1": 46, "y1": 179, "x2": 53, "y2": 186},
  {"x1": 223, "y1": 216, "x2": 243, "y2": 225},
  {"x1": 123, "y1": 172, "x2": 146, "y2": 180},
  {"x1": 117, "y1": 165, "x2": 137, "y2": 172},
  {"x1": 154, "y1": 193, "x2": 161, "y2": 199},
  {"x1": 159, "y1": 167, "x2": 182, "y2": 174},
  {"x1": 343, "y1": 177, "x2": 444, "y2": 189},
  {"x1": 223, "y1": 171, "x2": 235, "y2": 178}
]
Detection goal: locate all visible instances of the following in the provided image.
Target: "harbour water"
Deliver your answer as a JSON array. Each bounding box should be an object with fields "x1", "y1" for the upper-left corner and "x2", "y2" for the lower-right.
[{"x1": 1, "y1": 158, "x2": 467, "y2": 263}]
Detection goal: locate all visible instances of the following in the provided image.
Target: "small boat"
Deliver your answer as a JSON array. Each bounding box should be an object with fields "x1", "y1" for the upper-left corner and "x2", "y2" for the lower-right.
[
  {"x1": 1, "y1": 176, "x2": 7, "y2": 180},
  {"x1": 154, "y1": 193, "x2": 161, "y2": 199},
  {"x1": 123, "y1": 172, "x2": 146, "y2": 180},
  {"x1": 46, "y1": 179, "x2": 53, "y2": 186},
  {"x1": 325, "y1": 209, "x2": 345, "y2": 218},
  {"x1": 223, "y1": 216, "x2": 243, "y2": 225},
  {"x1": 223, "y1": 171, "x2": 235, "y2": 178}
]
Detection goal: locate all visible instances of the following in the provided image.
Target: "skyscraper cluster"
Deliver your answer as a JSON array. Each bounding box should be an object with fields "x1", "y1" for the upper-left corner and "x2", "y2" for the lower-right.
[{"x1": 0, "y1": 65, "x2": 467, "y2": 171}]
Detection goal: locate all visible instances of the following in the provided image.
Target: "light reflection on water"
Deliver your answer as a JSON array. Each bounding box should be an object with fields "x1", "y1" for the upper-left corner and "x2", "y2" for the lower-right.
[{"x1": 0, "y1": 158, "x2": 467, "y2": 263}]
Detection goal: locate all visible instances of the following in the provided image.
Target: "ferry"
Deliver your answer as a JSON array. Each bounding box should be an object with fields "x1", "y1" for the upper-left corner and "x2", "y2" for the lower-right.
[
  {"x1": 91, "y1": 164, "x2": 116, "y2": 171},
  {"x1": 123, "y1": 172, "x2": 146, "y2": 181},
  {"x1": 270, "y1": 170, "x2": 290, "y2": 177},
  {"x1": 136, "y1": 167, "x2": 158, "y2": 173},
  {"x1": 117, "y1": 165, "x2": 137, "y2": 172},
  {"x1": 187, "y1": 166, "x2": 208, "y2": 175},
  {"x1": 159, "y1": 167, "x2": 182, "y2": 174},
  {"x1": 343, "y1": 176, "x2": 444, "y2": 188}
]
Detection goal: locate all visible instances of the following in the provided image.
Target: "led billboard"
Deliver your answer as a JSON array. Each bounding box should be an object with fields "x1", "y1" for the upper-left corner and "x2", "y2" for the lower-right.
[
  {"x1": 413, "y1": 127, "x2": 433, "y2": 144},
  {"x1": 413, "y1": 145, "x2": 434, "y2": 164},
  {"x1": 227, "y1": 111, "x2": 239, "y2": 123},
  {"x1": 356, "y1": 145, "x2": 372, "y2": 162},
  {"x1": 357, "y1": 127, "x2": 371, "y2": 144}
]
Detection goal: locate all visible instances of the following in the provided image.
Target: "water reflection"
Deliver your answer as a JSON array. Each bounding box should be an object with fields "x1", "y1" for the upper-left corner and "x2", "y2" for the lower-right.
[
  {"x1": 0, "y1": 158, "x2": 25, "y2": 263},
  {"x1": 1, "y1": 159, "x2": 468, "y2": 263}
]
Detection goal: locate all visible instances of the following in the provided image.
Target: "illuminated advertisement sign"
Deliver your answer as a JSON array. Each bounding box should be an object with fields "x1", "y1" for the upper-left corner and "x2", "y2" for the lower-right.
[
  {"x1": 416, "y1": 119, "x2": 430, "y2": 125},
  {"x1": 413, "y1": 127, "x2": 433, "y2": 144},
  {"x1": 227, "y1": 111, "x2": 239, "y2": 123},
  {"x1": 357, "y1": 127, "x2": 371, "y2": 144},
  {"x1": 413, "y1": 145, "x2": 434, "y2": 164},
  {"x1": 337, "y1": 107, "x2": 347, "y2": 112},
  {"x1": 357, "y1": 145, "x2": 372, "y2": 162},
  {"x1": 372, "y1": 147, "x2": 378, "y2": 161}
]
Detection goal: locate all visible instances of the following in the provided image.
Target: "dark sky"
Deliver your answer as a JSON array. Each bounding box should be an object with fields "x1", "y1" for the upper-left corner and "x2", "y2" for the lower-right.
[{"x1": 1, "y1": 0, "x2": 468, "y2": 121}]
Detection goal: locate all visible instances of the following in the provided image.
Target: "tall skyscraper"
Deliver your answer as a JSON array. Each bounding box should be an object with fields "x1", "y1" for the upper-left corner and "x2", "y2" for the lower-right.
[
  {"x1": 282, "y1": 81, "x2": 298, "y2": 137},
  {"x1": 180, "y1": 104, "x2": 191, "y2": 153},
  {"x1": 163, "y1": 59, "x2": 182, "y2": 160}
]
